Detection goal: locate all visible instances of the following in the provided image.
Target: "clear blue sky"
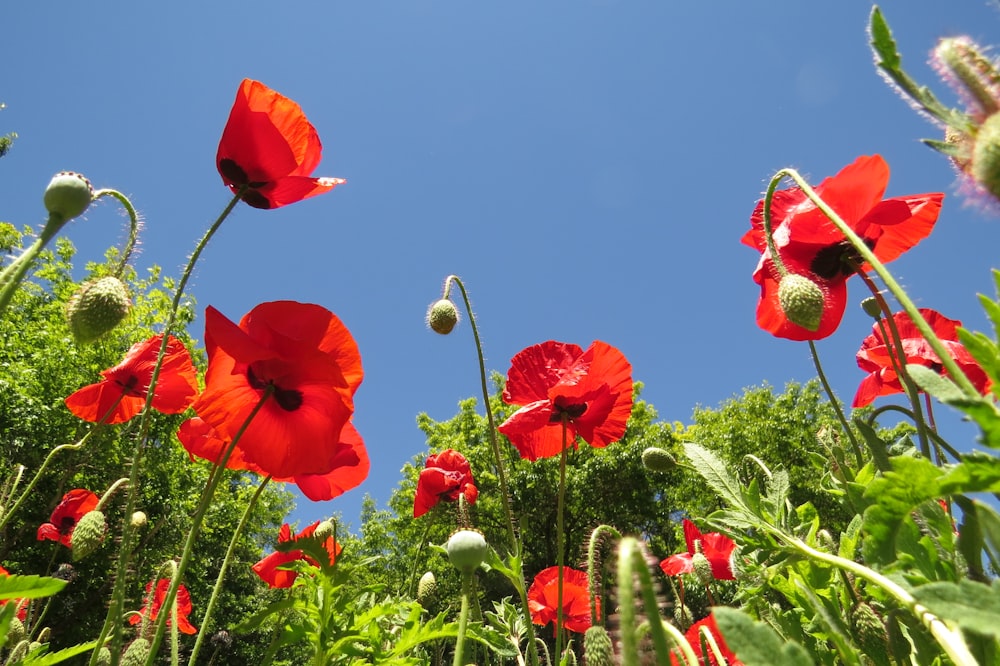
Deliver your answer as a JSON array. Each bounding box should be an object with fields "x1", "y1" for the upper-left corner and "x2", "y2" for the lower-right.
[{"x1": 4, "y1": 2, "x2": 1000, "y2": 530}]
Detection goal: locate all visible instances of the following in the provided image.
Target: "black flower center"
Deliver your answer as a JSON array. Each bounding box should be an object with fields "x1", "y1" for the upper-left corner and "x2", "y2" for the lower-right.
[
  {"x1": 218, "y1": 158, "x2": 272, "y2": 209},
  {"x1": 59, "y1": 516, "x2": 77, "y2": 536},
  {"x1": 247, "y1": 366, "x2": 303, "y2": 412},
  {"x1": 810, "y1": 239, "x2": 875, "y2": 280},
  {"x1": 550, "y1": 401, "x2": 587, "y2": 422}
]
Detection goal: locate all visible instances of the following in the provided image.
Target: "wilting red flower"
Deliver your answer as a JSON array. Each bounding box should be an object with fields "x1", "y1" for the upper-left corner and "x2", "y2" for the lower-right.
[
  {"x1": 670, "y1": 614, "x2": 743, "y2": 666},
  {"x1": 217, "y1": 78, "x2": 345, "y2": 210},
  {"x1": 177, "y1": 416, "x2": 369, "y2": 501},
  {"x1": 413, "y1": 449, "x2": 478, "y2": 518},
  {"x1": 660, "y1": 519, "x2": 736, "y2": 581},
  {"x1": 527, "y1": 566, "x2": 598, "y2": 634},
  {"x1": 64, "y1": 334, "x2": 198, "y2": 424},
  {"x1": 853, "y1": 308, "x2": 992, "y2": 407},
  {"x1": 36, "y1": 489, "x2": 99, "y2": 547},
  {"x1": 742, "y1": 155, "x2": 943, "y2": 340},
  {"x1": 191, "y1": 301, "x2": 363, "y2": 479},
  {"x1": 498, "y1": 341, "x2": 633, "y2": 461},
  {"x1": 128, "y1": 579, "x2": 197, "y2": 635},
  {"x1": 253, "y1": 522, "x2": 341, "y2": 589}
]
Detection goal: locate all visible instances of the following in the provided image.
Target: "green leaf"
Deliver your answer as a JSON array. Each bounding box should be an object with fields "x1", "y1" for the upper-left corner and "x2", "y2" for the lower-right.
[
  {"x1": 0, "y1": 575, "x2": 66, "y2": 601},
  {"x1": 862, "y1": 456, "x2": 943, "y2": 565},
  {"x1": 683, "y1": 442, "x2": 753, "y2": 519},
  {"x1": 713, "y1": 607, "x2": 814, "y2": 666},
  {"x1": 912, "y1": 580, "x2": 1000, "y2": 639},
  {"x1": 906, "y1": 365, "x2": 1000, "y2": 448},
  {"x1": 938, "y1": 453, "x2": 1000, "y2": 494},
  {"x1": 21, "y1": 640, "x2": 99, "y2": 666},
  {"x1": 906, "y1": 365, "x2": 966, "y2": 403},
  {"x1": 853, "y1": 418, "x2": 891, "y2": 473},
  {"x1": 232, "y1": 597, "x2": 296, "y2": 633},
  {"x1": 972, "y1": 499, "x2": 1000, "y2": 570}
]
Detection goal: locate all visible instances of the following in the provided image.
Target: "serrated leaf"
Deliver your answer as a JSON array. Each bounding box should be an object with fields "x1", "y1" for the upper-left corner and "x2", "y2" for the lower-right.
[
  {"x1": 713, "y1": 607, "x2": 814, "y2": 666},
  {"x1": 21, "y1": 640, "x2": 98, "y2": 666},
  {"x1": 906, "y1": 365, "x2": 966, "y2": 402},
  {"x1": 938, "y1": 453, "x2": 1000, "y2": 494},
  {"x1": 683, "y1": 442, "x2": 753, "y2": 519},
  {"x1": 862, "y1": 456, "x2": 943, "y2": 566},
  {"x1": 912, "y1": 580, "x2": 1000, "y2": 639},
  {"x1": 0, "y1": 575, "x2": 65, "y2": 601},
  {"x1": 232, "y1": 597, "x2": 296, "y2": 633}
]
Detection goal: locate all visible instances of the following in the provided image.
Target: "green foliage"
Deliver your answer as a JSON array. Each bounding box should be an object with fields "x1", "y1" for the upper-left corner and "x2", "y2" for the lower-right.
[{"x1": 714, "y1": 607, "x2": 813, "y2": 666}]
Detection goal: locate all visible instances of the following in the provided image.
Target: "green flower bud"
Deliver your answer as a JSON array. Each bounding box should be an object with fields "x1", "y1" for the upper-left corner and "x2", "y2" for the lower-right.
[
  {"x1": 7, "y1": 639, "x2": 29, "y2": 663},
  {"x1": 43, "y1": 171, "x2": 93, "y2": 224},
  {"x1": 446, "y1": 529, "x2": 488, "y2": 573},
  {"x1": 71, "y1": 509, "x2": 106, "y2": 561},
  {"x1": 313, "y1": 520, "x2": 335, "y2": 541},
  {"x1": 7, "y1": 616, "x2": 25, "y2": 645},
  {"x1": 95, "y1": 647, "x2": 112, "y2": 666},
  {"x1": 66, "y1": 276, "x2": 132, "y2": 344},
  {"x1": 777, "y1": 274, "x2": 824, "y2": 332},
  {"x1": 860, "y1": 297, "x2": 883, "y2": 319},
  {"x1": 672, "y1": 602, "x2": 694, "y2": 630},
  {"x1": 583, "y1": 625, "x2": 614, "y2": 666},
  {"x1": 851, "y1": 602, "x2": 889, "y2": 659},
  {"x1": 121, "y1": 638, "x2": 151, "y2": 666},
  {"x1": 641, "y1": 447, "x2": 675, "y2": 473},
  {"x1": 933, "y1": 37, "x2": 1000, "y2": 119},
  {"x1": 426, "y1": 298, "x2": 459, "y2": 335},
  {"x1": 417, "y1": 571, "x2": 437, "y2": 603},
  {"x1": 691, "y1": 552, "x2": 715, "y2": 586},
  {"x1": 972, "y1": 112, "x2": 1000, "y2": 201}
]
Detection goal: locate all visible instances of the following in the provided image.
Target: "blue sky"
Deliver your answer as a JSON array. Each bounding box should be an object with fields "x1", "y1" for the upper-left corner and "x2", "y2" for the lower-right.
[{"x1": 4, "y1": 1, "x2": 1000, "y2": 530}]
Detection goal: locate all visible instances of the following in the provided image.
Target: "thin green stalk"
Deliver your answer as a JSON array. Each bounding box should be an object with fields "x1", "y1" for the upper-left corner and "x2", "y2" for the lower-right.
[
  {"x1": 453, "y1": 571, "x2": 473, "y2": 666},
  {"x1": 554, "y1": 421, "x2": 569, "y2": 662},
  {"x1": 92, "y1": 189, "x2": 141, "y2": 276},
  {"x1": 662, "y1": 619, "x2": 698, "y2": 666},
  {"x1": 586, "y1": 525, "x2": 621, "y2": 626},
  {"x1": 406, "y1": 515, "x2": 435, "y2": 598},
  {"x1": 0, "y1": 214, "x2": 69, "y2": 317},
  {"x1": 807, "y1": 341, "x2": 863, "y2": 468},
  {"x1": 616, "y1": 538, "x2": 639, "y2": 666},
  {"x1": 188, "y1": 475, "x2": 272, "y2": 665}
]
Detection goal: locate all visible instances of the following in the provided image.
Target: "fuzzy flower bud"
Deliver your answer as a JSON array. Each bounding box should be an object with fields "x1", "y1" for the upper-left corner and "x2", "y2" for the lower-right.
[
  {"x1": 43, "y1": 171, "x2": 93, "y2": 224},
  {"x1": 121, "y1": 638, "x2": 151, "y2": 666},
  {"x1": 583, "y1": 625, "x2": 615, "y2": 666},
  {"x1": 417, "y1": 571, "x2": 437, "y2": 603},
  {"x1": 7, "y1": 617, "x2": 25, "y2": 645},
  {"x1": 426, "y1": 298, "x2": 459, "y2": 335},
  {"x1": 66, "y1": 276, "x2": 132, "y2": 344},
  {"x1": 777, "y1": 274, "x2": 824, "y2": 332},
  {"x1": 71, "y1": 509, "x2": 106, "y2": 561},
  {"x1": 972, "y1": 112, "x2": 1000, "y2": 202},
  {"x1": 130, "y1": 511, "x2": 147, "y2": 528},
  {"x1": 691, "y1": 552, "x2": 715, "y2": 586},
  {"x1": 851, "y1": 602, "x2": 889, "y2": 659},
  {"x1": 95, "y1": 647, "x2": 112, "y2": 666},
  {"x1": 313, "y1": 520, "x2": 335, "y2": 541},
  {"x1": 6, "y1": 640, "x2": 29, "y2": 664},
  {"x1": 446, "y1": 529, "x2": 488, "y2": 573},
  {"x1": 860, "y1": 297, "x2": 883, "y2": 319},
  {"x1": 641, "y1": 447, "x2": 675, "y2": 473},
  {"x1": 932, "y1": 37, "x2": 1000, "y2": 120}
]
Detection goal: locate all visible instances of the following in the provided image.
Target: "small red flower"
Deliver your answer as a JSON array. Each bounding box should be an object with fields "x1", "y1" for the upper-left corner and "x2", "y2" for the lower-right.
[
  {"x1": 853, "y1": 308, "x2": 992, "y2": 407},
  {"x1": 670, "y1": 614, "x2": 743, "y2": 666},
  {"x1": 217, "y1": 79, "x2": 345, "y2": 210},
  {"x1": 191, "y1": 301, "x2": 363, "y2": 479},
  {"x1": 498, "y1": 341, "x2": 633, "y2": 461},
  {"x1": 659, "y1": 519, "x2": 736, "y2": 581},
  {"x1": 36, "y1": 489, "x2": 99, "y2": 547},
  {"x1": 0, "y1": 566, "x2": 28, "y2": 621},
  {"x1": 177, "y1": 417, "x2": 369, "y2": 501},
  {"x1": 742, "y1": 155, "x2": 944, "y2": 340},
  {"x1": 253, "y1": 522, "x2": 341, "y2": 589},
  {"x1": 128, "y1": 579, "x2": 197, "y2": 635},
  {"x1": 527, "y1": 566, "x2": 598, "y2": 634},
  {"x1": 413, "y1": 449, "x2": 478, "y2": 518},
  {"x1": 64, "y1": 334, "x2": 198, "y2": 424}
]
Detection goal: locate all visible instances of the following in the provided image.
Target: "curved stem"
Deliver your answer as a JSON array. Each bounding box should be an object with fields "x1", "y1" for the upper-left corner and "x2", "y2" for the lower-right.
[
  {"x1": 187, "y1": 475, "x2": 272, "y2": 665},
  {"x1": 807, "y1": 341, "x2": 863, "y2": 469},
  {"x1": 92, "y1": 189, "x2": 140, "y2": 276},
  {"x1": 662, "y1": 619, "x2": 698, "y2": 666},
  {"x1": 0, "y1": 214, "x2": 70, "y2": 318}
]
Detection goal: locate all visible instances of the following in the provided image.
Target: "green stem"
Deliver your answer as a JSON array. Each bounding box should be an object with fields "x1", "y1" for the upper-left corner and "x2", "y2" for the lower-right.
[
  {"x1": 0, "y1": 214, "x2": 69, "y2": 317},
  {"x1": 406, "y1": 518, "x2": 435, "y2": 598},
  {"x1": 554, "y1": 421, "x2": 569, "y2": 662},
  {"x1": 586, "y1": 525, "x2": 622, "y2": 626},
  {"x1": 616, "y1": 538, "x2": 639, "y2": 666},
  {"x1": 92, "y1": 189, "x2": 140, "y2": 276},
  {"x1": 453, "y1": 571, "x2": 474, "y2": 666},
  {"x1": 807, "y1": 341, "x2": 863, "y2": 469},
  {"x1": 187, "y1": 475, "x2": 272, "y2": 665},
  {"x1": 662, "y1": 619, "x2": 698, "y2": 666}
]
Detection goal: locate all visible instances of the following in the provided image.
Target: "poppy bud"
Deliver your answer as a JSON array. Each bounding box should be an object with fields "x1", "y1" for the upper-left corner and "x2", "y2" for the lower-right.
[
  {"x1": 7, "y1": 640, "x2": 29, "y2": 663},
  {"x1": 71, "y1": 509, "x2": 106, "y2": 561},
  {"x1": 36, "y1": 627, "x2": 49, "y2": 643},
  {"x1": 583, "y1": 625, "x2": 614, "y2": 666},
  {"x1": 641, "y1": 447, "x2": 675, "y2": 473},
  {"x1": 446, "y1": 529, "x2": 488, "y2": 573},
  {"x1": 313, "y1": 520, "x2": 335, "y2": 541},
  {"x1": 851, "y1": 602, "x2": 889, "y2": 659},
  {"x1": 691, "y1": 552, "x2": 714, "y2": 586},
  {"x1": 860, "y1": 297, "x2": 883, "y2": 319},
  {"x1": 131, "y1": 511, "x2": 147, "y2": 528},
  {"x1": 66, "y1": 276, "x2": 132, "y2": 344},
  {"x1": 95, "y1": 647, "x2": 112, "y2": 666},
  {"x1": 777, "y1": 274, "x2": 824, "y2": 332},
  {"x1": 426, "y1": 298, "x2": 459, "y2": 335},
  {"x1": 972, "y1": 112, "x2": 1000, "y2": 201},
  {"x1": 7, "y1": 616, "x2": 25, "y2": 645},
  {"x1": 673, "y1": 602, "x2": 694, "y2": 630},
  {"x1": 417, "y1": 571, "x2": 437, "y2": 603},
  {"x1": 121, "y1": 638, "x2": 151, "y2": 666},
  {"x1": 43, "y1": 171, "x2": 93, "y2": 224},
  {"x1": 932, "y1": 37, "x2": 1000, "y2": 120}
]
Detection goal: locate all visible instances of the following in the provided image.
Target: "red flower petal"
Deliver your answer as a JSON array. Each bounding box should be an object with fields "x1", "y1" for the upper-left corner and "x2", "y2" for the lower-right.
[
  {"x1": 127, "y1": 580, "x2": 197, "y2": 635},
  {"x1": 253, "y1": 522, "x2": 342, "y2": 588},
  {"x1": 527, "y1": 566, "x2": 598, "y2": 634},
  {"x1": 36, "y1": 489, "x2": 98, "y2": 547},
  {"x1": 413, "y1": 449, "x2": 477, "y2": 517}
]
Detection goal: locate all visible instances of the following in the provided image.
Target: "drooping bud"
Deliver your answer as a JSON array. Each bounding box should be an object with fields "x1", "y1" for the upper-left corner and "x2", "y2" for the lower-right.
[
  {"x1": 583, "y1": 625, "x2": 615, "y2": 666},
  {"x1": 121, "y1": 638, "x2": 151, "y2": 666},
  {"x1": 860, "y1": 297, "x2": 883, "y2": 319},
  {"x1": 446, "y1": 529, "x2": 488, "y2": 573},
  {"x1": 777, "y1": 274, "x2": 824, "y2": 331},
  {"x1": 95, "y1": 647, "x2": 112, "y2": 666},
  {"x1": 691, "y1": 552, "x2": 715, "y2": 586},
  {"x1": 43, "y1": 171, "x2": 93, "y2": 224},
  {"x1": 66, "y1": 276, "x2": 132, "y2": 344},
  {"x1": 71, "y1": 510, "x2": 106, "y2": 561},
  {"x1": 130, "y1": 511, "x2": 147, "y2": 528},
  {"x1": 426, "y1": 299, "x2": 459, "y2": 335},
  {"x1": 35, "y1": 627, "x2": 50, "y2": 644},
  {"x1": 313, "y1": 520, "x2": 335, "y2": 541},
  {"x1": 641, "y1": 447, "x2": 675, "y2": 473},
  {"x1": 851, "y1": 602, "x2": 889, "y2": 659},
  {"x1": 417, "y1": 571, "x2": 437, "y2": 603},
  {"x1": 932, "y1": 37, "x2": 1000, "y2": 120},
  {"x1": 971, "y1": 112, "x2": 1000, "y2": 201},
  {"x1": 6, "y1": 640, "x2": 29, "y2": 663}
]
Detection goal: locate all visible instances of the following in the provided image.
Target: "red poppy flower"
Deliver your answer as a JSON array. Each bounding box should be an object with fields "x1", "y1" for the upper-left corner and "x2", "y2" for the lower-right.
[
  {"x1": 659, "y1": 519, "x2": 736, "y2": 581},
  {"x1": 413, "y1": 449, "x2": 478, "y2": 518},
  {"x1": 852, "y1": 308, "x2": 991, "y2": 407},
  {"x1": 498, "y1": 341, "x2": 633, "y2": 461},
  {"x1": 128, "y1": 579, "x2": 197, "y2": 635},
  {"x1": 191, "y1": 301, "x2": 363, "y2": 478},
  {"x1": 217, "y1": 78, "x2": 345, "y2": 210},
  {"x1": 670, "y1": 614, "x2": 743, "y2": 666},
  {"x1": 64, "y1": 334, "x2": 198, "y2": 424},
  {"x1": 36, "y1": 488, "x2": 99, "y2": 547},
  {"x1": 0, "y1": 566, "x2": 28, "y2": 621},
  {"x1": 177, "y1": 416, "x2": 369, "y2": 501},
  {"x1": 252, "y1": 522, "x2": 341, "y2": 589},
  {"x1": 527, "y1": 566, "x2": 598, "y2": 634},
  {"x1": 742, "y1": 155, "x2": 944, "y2": 340}
]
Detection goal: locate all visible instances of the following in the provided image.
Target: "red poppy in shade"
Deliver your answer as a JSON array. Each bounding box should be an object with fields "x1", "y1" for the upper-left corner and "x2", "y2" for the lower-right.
[
  {"x1": 217, "y1": 78, "x2": 345, "y2": 210},
  {"x1": 670, "y1": 614, "x2": 743, "y2": 666},
  {"x1": 191, "y1": 301, "x2": 363, "y2": 479},
  {"x1": 36, "y1": 488, "x2": 99, "y2": 548},
  {"x1": 527, "y1": 566, "x2": 598, "y2": 634},
  {"x1": 852, "y1": 308, "x2": 992, "y2": 407},
  {"x1": 413, "y1": 449, "x2": 478, "y2": 518},
  {"x1": 742, "y1": 155, "x2": 944, "y2": 341},
  {"x1": 177, "y1": 416, "x2": 369, "y2": 502},
  {"x1": 659, "y1": 519, "x2": 736, "y2": 581},
  {"x1": 252, "y1": 522, "x2": 341, "y2": 589},
  {"x1": 64, "y1": 334, "x2": 198, "y2": 424},
  {"x1": 498, "y1": 341, "x2": 633, "y2": 461},
  {"x1": 127, "y1": 579, "x2": 197, "y2": 635}
]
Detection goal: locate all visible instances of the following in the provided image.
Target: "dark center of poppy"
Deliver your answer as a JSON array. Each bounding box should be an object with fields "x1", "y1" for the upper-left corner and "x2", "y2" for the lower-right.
[
  {"x1": 218, "y1": 159, "x2": 273, "y2": 209},
  {"x1": 550, "y1": 400, "x2": 587, "y2": 422},
  {"x1": 247, "y1": 366, "x2": 303, "y2": 412},
  {"x1": 59, "y1": 516, "x2": 77, "y2": 535},
  {"x1": 810, "y1": 239, "x2": 875, "y2": 280},
  {"x1": 928, "y1": 361, "x2": 943, "y2": 374},
  {"x1": 115, "y1": 375, "x2": 142, "y2": 397}
]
